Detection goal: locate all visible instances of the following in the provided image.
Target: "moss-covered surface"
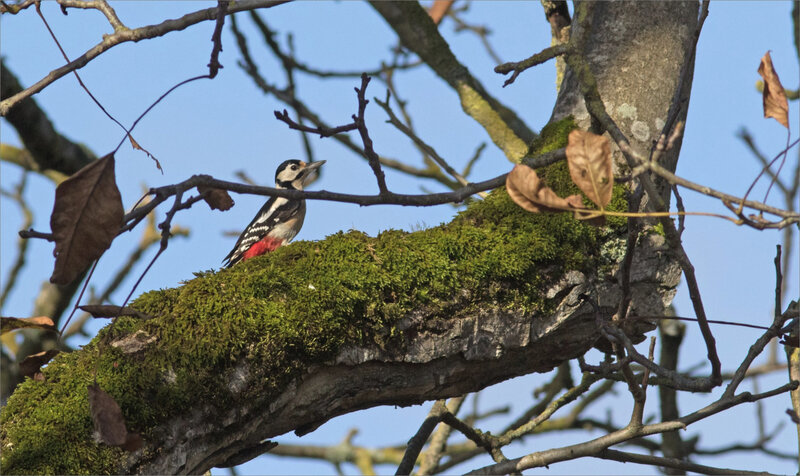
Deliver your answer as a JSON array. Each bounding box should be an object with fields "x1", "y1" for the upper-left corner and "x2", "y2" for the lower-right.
[{"x1": 0, "y1": 117, "x2": 628, "y2": 474}]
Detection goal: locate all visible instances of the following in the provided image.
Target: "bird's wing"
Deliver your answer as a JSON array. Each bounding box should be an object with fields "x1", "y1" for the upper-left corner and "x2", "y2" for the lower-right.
[{"x1": 223, "y1": 196, "x2": 303, "y2": 267}]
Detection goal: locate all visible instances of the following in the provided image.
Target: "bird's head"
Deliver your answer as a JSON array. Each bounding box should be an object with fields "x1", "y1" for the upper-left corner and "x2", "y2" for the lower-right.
[{"x1": 274, "y1": 159, "x2": 325, "y2": 190}]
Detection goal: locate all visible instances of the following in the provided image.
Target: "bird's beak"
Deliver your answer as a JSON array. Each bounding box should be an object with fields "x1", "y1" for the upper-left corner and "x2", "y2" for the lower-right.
[
  {"x1": 301, "y1": 160, "x2": 325, "y2": 185},
  {"x1": 305, "y1": 160, "x2": 325, "y2": 171}
]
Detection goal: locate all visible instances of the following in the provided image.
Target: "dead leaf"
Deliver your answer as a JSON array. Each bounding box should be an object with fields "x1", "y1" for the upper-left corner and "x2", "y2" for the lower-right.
[
  {"x1": 758, "y1": 52, "x2": 789, "y2": 129},
  {"x1": 198, "y1": 185, "x2": 234, "y2": 211},
  {"x1": 1, "y1": 316, "x2": 56, "y2": 334},
  {"x1": 18, "y1": 349, "x2": 60, "y2": 378},
  {"x1": 565, "y1": 130, "x2": 614, "y2": 209},
  {"x1": 129, "y1": 135, "x2": 163, "y2": 173},
  {"x1": 88, "y1": 383, "x2": 142, "y2": 451},
  {"x1": 427, "y1": 0, "x2": 454, "y2": 24},
  {"x1": 79, "y1": 304, "x2": 153, "y2": 320},
  {"x1": 506, "y1": 164, "x2": 586, "y2": 214},
  {"x1": 50, "y1": 154, "x2": 124, "y2": 285},
  {"x1": 33, "y1": 372, "x2": 46, "y2": 382}
]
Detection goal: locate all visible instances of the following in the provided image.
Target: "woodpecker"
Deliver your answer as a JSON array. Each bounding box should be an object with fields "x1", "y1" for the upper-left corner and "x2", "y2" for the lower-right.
[{"x1": 223, "y1": 159, "x2": 325, "y2": 268}]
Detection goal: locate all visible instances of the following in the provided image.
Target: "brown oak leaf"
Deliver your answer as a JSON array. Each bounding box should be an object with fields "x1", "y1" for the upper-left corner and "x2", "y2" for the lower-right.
[
  {"x1": 50, "y1": 153, "x2": 124, "y2": 285},
  {"x1": 565, "y1": 130, "x2": 614, "y2": 209},
  {"x1": 758, "y1": 51, "x2": 789, "y2": 129}
]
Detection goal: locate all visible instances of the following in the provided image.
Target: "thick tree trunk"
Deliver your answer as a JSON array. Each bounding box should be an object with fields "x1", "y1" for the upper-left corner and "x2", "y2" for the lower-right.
[{"x1": 0, "y1": 2, "x2": 697, "y2": 474}]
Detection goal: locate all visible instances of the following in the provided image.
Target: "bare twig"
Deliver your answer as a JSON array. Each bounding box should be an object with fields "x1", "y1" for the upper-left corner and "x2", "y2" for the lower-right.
[
  {"x1": 229, "y1": 18, "x2": 450, "y2": 185},
  {"x1": 0, "y1": 174, "x2": 33, "y2": 310},
  {"x1": 417, "y1": 396, "x2": 465, "y2": 475},
  {"x1": 0, "y1": 0, "x2": 289, "y2": 115},
  {"x1": 495, "y1": 43, "x2": 570, "y2": 87},
  {"x1": 56, "y1": 0, "x2": 125, "y2": 31},
  {"x1": 596, "y1": 448, "x2": 774, "y2": 475},
  {"x1": 446, "y1": 4, "x2": 504, "y2": 65},
  {"x1": 207, "y1": 0, "x2": 229, "y2": 79},
  {"x1": 246, "y1": 9, "x2": 422, "y2": 80},
  {"x1": 375, "y1": 91, "x2": 484, "y2": 196},
  {"x1": 396, "y1": 400, "x2": 448, "y2": 475},
  {"x1": 34, "y1": 2, "x2": 130, "y2": 139},
  {"x1": 63, "y1": 208, "x2": 189, "y2": 338},
  {"x1": 468, "y1": 380, "x2": 797, "y2": 475},
  {"x1": 273, "y1": 110, "x2": 357, "y2": 138}
]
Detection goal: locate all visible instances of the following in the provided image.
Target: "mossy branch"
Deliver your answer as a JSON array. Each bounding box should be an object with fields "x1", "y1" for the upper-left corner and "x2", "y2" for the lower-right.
[
  {"x1": 0, "y1": 119, "x2": 678, "y2": 474},
  {"x1": 370, "y1": 1, "x2": 535, "y2": 162}
]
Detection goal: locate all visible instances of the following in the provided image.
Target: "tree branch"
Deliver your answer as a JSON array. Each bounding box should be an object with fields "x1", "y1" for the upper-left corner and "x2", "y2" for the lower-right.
[
  {"x1": 370, "y1": 1, "x2": 536, "y2": 162},
  {"x1": 0, "y1": 0, "x2": 288, "y2": 115}
]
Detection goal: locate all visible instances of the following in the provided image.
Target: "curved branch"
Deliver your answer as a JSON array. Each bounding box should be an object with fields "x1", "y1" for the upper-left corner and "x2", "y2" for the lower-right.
[
  {"x1": 0, "y1": 61, "x2": 96, "y2": 176},
  {"x1": 370, "y1": 1, "x2": 536, "y2": 162},
  {"x1": 0, "y1": 0, "x2": 288, "y2": 116}
]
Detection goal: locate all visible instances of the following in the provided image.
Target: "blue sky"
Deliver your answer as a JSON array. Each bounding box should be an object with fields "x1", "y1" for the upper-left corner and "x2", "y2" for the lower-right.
[{"x1": 1, "y1": 2, "x2": 798, "y2": 474}]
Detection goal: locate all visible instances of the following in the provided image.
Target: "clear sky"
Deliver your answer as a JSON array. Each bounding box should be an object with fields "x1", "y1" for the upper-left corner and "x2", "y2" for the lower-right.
[{"x1": 1, "y1": 2, "x2": 798, "y2": 474}]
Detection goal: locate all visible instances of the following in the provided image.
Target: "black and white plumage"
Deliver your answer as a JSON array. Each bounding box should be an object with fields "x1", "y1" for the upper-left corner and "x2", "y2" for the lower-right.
[{"x1": 223, "y1": 159, "x2": 325, "y2": 268}]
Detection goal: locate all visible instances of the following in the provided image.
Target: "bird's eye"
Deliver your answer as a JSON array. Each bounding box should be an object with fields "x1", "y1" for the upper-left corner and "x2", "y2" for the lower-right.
[{"x1": 290, "y1": 165, "x2": 298, "y2": 170}]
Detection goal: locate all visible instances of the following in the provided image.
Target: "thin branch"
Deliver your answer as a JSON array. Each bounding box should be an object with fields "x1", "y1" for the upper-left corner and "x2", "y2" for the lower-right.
[
  {"x1": 273, "y1": 110, "x2": 357, "y2": 138},
  {"x1": 417, "y1": 396, "x2": 465, "y2": 475},
  {"x1": 375, "y1": 91, "x2": 482, "y2": 195},
  {"x1": 738, "y1": 129, "x2": 789, "y2": 195},
  {"x1": 0, "y1": 174, "x2": 33, "y2": 310},
  {"x1": 630, "y1": 139, "x2": 800, "y2": 221},
  {"x1": 207, "y1": 0, "x2": 229, "y2": 79},
  {"x1": 62, "y1": 207, "x2": 189, "y2": 338},
  {"x1": 246, "y1": 9, "x2": 422, "y2": 80},
  {"x1": 468, "y1": 380, "x2": 798, "y2": 475},
  {"x1": 56, "y1": 0, "x2": 126, "y2": 31},
  {"x1": 595, "y1": 448, "x2": 775, "y2": 476},
  {"x1": 34, "y1": 2, "x2": 135, "y2": 142},
  {"x1": 495, "y1": 43, "x2": 570, "y2": 87},
  {"x1": 447, "y1": 4, "x2": 504, "y2": 65},
  {"x1": 396, "y1": 400, "x2": 448, "y2": 475},
  {"x1": 229, "y1": 17, "x2": 450, "y2": 185},
  {"x1": 0, "y1": 0, "x2": 289, "y2": 116}
]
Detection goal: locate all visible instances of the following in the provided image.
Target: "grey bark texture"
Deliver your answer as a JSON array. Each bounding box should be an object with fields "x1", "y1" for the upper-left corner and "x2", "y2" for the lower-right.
[{"x1": 552, "y1": 1, "x2": 697, "y2": 186}]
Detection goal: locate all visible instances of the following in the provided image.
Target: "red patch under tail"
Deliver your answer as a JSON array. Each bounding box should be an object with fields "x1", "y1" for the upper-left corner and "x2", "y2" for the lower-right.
[{"x1": 242, "y1": 236, "x2": 285, "y2": 261}]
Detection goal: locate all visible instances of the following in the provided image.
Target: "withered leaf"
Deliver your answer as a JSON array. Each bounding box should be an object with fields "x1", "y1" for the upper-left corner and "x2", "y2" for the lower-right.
[
  {"x1": 79, "y1": 304, "x2": 153, "y2": 320},
  {"x1": 88, "y1": 383, "x2": 130, "y2": 447},
  {"x1": 565, "y1": 130, "x2": 614, "y2": 209},
  {"x1": 427, "y1": 0, "x2": 454, "y2": 24},
  {"x1": 1, "y1": 316, "x2": 56, "y2": 334},
  {"x1": 198, "y1": 185, "x2": 234, "y2": 211},
  {"x1": 506, "y1": 164, "x2": 585, "y2": 214},
  {"x1": 758, "y1": 52, "x2": 789, "y2": 129},
  {"x1": 129, "y1": 135, "x2": 163, "y2": 173},
  {"x1": 18, "y1": 349, "x2": 60, "y2": 378},
  {"x1": 50, "y1": 154, "x2": 124, "y2": 285}
]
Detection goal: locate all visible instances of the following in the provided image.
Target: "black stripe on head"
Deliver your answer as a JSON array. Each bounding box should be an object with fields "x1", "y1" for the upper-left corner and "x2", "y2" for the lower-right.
[
  {"x1": 276, "y1": 179, "x2": 297, "y2": 189},
  {"x1": 275, "y1": 160, "x2": 303, "y2": 184}
]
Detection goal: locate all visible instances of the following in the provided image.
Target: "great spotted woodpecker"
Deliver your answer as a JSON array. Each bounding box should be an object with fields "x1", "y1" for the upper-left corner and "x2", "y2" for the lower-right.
[{"x1": 223, "y1": 159, "x2": 325, "y2": 267}]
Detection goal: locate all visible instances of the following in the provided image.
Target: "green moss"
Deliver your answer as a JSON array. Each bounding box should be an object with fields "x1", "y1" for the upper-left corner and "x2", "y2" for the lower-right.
[{"x1": 0, "y1": 117, "x2": 629, "y2": 474}]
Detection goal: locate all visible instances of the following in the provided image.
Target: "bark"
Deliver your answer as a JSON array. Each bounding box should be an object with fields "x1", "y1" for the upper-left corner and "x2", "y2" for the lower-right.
[
  {"x1": 0, "y1": 60, "x2": 96, "y2": 177},
  {"x1": 552, "y1": 1, "x2": 697, "y2": 190},
  {"x1": 0, "y1": 2, "x2": 697, "y2": 474}
]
